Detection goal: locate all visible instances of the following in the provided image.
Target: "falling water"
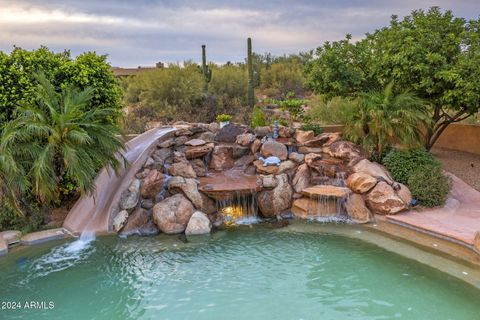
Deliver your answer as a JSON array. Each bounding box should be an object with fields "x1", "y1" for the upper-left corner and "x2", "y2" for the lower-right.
[{"x1": 216, "y1": 191, "x2": 259, "y2": 225}]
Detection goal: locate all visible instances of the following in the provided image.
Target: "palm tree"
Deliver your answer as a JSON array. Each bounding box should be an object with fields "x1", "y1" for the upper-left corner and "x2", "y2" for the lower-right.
[
  {"x1": 344, "y1": 82, "x2": 430, "y2": 160},
  {"x1": 0, "y1": 74, "x2": 125, "y2": 204}
]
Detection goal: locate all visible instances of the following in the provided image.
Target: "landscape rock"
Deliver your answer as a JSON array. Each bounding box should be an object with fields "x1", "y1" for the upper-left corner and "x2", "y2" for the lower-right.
[
  {"x1": 365, "y1": 181, "x2": 407, "y2": 215},
  {"x1": 345, "y1": 194, "x2": 372, "y2": 223},
  {"x1": 210, "y1": 145, "x2": 235, "y2": 171},
  {"x1": 254, "y1": 126, "x2": 271, "y2": 137},
  {"x1": 236, "y1": 133, "x2": 256, "y2": 146},
  {"x1": 294, "y1": 130, "x2": 315, "y2": 144},
  {"x1": 279, "y1": 126, "x2": 295, "y2": 138},
  {"x1": 253, "y1": 159, "x2": 278, "y2": 174},
  {"x1": 346, "y1": 172, "x2": 378, "y2": 194},
  {"x1": 305, "y1": 132, "x2": 342, "y2": 147},
  {"x1": 261, "y1": 140, "x2": 288, "y2": 160},
  {"x1": 136, "y1": 168, "x2": 150, "y2": 179},
  {"x1": 234, "y1": 154, "x2": 255, "y2": 168},
  {"x1": 291, "y1": 198, "x2": 338, "y2": 218},
  {"x1": 113, "y1": 210, "x2": 129, "y2": 232},
  {"x1": 352, "y1": 159, "x2": 394, "y2": 185},
  {"x1": 474, "y1": 232, "x2": 480, "y2": 253},
  {"x1": 302, "y1": 185, "x2": 351, "y2": 198},
  {"x1": 152, "y1": 148, "x2": 173, "y2": 165},
  {"x1": 396, "y1": 183, "x2": 412, "y2": 206},
  {"x1": 140, "y1": 169, "x2": 165, "y2": 198},
  {"x1": 141, "y1": 199, "x2": 155, "y2": 209},
  {"x1": 232, "y1": 145, "x2": 249, "y2": 159},
  {"x1": 298, "y1": 146, "x2": 323, "y2": 154},
  {"x1": 190, "y1": 158, "x2": 207, "y2": 177},
  {"x1": 185, "y1": 143, "x2": 214, "y2": 159},
  {"x1": 277, "y1": 160, "x2": 297, "y2": 174},
  {"x1": 185, "y1": 139, "x2": 206, "y2": 146},
  {"x1": 153, "y1": 194, "x2": 195, "y2": 234},
  {"x1": 258, "y1": 174, "x2": 292, "y2": 217},
  {"x1": 207, "y1": 122, "x2": 220, "y2": 132},
  {"x1": 120, "y1": 179, "x2": 141, "y2": 210},
  {"x1": 261, "y1": 175, "x2": 277, "y2": 189},
  {"x1": 168, "y1": 162, "x2": 197, "y2": 178},
  {"x1": 328, "y1": 140, "x2": 364, "y2": 160},
  {"x1": 288, "y1": 152, "x2": 304, "y2": 163},
  {"x1": 121, "y1": 208, "x2": 153, "y2": 235},
  {"x1": 292, "y1": 164, "x2": 311, "y2": 193},
  {"x1": 185, "y1": 211, "x2": 212, "y2": 235},
  {"x1": 215, "y1": 123, "x2": 247, "y2": 143},
  {"x1": 158, "y1": 139, "x2": 175, "y2": 148},
  {"x1": 199, "y1": 131, "x2": 216, "y2": 142},
  {"x1": 168, "y1": 177, "x2": 216, "y2": 214},
  {"x1": 251, "y1": 139, "x2": 262, "y2": 154},
  {"x1": 174, "y1": 135, "x2": 189, "y2": 146}
]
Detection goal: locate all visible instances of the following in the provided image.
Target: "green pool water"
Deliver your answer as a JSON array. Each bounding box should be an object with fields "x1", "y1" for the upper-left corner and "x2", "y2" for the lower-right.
[{"x1": 1, "y1": 226, "x2": 479, "y2": 320}]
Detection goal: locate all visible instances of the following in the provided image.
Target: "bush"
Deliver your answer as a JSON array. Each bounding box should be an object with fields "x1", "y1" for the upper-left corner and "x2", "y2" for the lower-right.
[
  {"x1": 304, "y1": 95, "x2": 357, "y2": 125},
  {"x1": 383, "y1": 148, "x2": 441, "y2": 185},
  {"x1": 251, "y1": 106, "x2": 268, "y2": 128},
  {"x1": 216, "y1": 114, "x2": 232, "y2": 122},
  {"x1": 408, "y1": 166, "x2": 451, "y2": 207},
  {"x1": 300, "y1": 122, "x2": 323, "y2": 135}
]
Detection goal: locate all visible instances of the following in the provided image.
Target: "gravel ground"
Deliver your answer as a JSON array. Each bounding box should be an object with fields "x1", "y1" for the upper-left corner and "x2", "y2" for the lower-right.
[{"x1": 431, "y1": 147, "x2": 480, "y2": 191}]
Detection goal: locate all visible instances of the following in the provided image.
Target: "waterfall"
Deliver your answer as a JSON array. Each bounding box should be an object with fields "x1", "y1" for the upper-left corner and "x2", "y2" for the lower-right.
[{"x1": 216, "y1": 190, "x2": 259, "y2": 225}]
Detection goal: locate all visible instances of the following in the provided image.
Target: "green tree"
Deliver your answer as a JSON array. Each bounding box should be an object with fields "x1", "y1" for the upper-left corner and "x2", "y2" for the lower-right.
[
  {"x1": 344, "y1": 82, "x2": 430, "y2": 160},
  {"x1": 306, "y1": 7, "x2": 480, "y2": 149},
  {"x1": 0, "y1": 75, "x2": 124, "y2": 204},
  {"x1": 0, "y1": 47, "x2": 122, "y2": 126}
]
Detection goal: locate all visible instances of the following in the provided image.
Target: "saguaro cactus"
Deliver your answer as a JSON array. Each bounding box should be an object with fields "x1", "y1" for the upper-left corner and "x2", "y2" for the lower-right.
[
  {"x1": 247, "y1": 38, "x2": 255, "y2": 108},
  {"x1": 201, "y1": 44, "x2": 212, "y2": 90}
]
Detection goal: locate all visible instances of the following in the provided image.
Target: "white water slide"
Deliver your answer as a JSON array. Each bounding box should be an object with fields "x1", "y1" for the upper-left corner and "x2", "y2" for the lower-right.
[{"x1": 63, "y1": 127, "x2": 175, "y2": 235}]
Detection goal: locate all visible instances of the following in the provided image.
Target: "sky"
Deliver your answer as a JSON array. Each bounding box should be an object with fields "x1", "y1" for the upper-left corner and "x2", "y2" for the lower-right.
[{"x1": 0, "y1": 0, "x2": 479, "y2": 67}]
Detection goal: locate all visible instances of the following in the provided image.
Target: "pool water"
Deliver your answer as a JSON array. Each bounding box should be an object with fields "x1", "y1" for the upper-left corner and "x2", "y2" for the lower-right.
[{"x1": 1, "y1": 226, "x2": 479, "y2": 320}]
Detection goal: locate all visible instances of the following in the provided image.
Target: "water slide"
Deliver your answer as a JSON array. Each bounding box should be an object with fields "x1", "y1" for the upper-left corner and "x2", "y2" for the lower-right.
[{"x1": 63, "y1": 127, "x2": 175, "y2": 235}]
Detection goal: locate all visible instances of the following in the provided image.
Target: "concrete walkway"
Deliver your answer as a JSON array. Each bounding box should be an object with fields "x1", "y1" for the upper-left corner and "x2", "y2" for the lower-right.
[{"x1": 387, "y1": 173, "x2": 480, "y2": 247}]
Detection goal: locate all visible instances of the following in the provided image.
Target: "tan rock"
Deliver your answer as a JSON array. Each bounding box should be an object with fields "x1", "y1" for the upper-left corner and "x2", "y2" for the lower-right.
[
  {"x1": 365, "y1": 181, "x2": 407, "y2": 215},
  {"x1": 294, "y1": 130, "x2": 315, "y2": 144},
  {"x1": 474, "y1": 232, "x2": 480, "y2": 253},
  {"x1": 158, "y1": 139, "x2": 175, "y2": 148},
  {"x1": 168, "y1": 177, "x2": 216, "y2": 214},
  {"x1": 346, "y1": 172, "x2": 377, "y2": 194},
  {"x1": 302, "y1": 185, "x2": 351, "y2": 198},
  {"x1": 113, "y1": 210, "x2": 129, "y2": 232},
  {"x1": 291, "y1": 198, "x2": 338, "y2": 218},
  {"x1": 185, "y1": 138, "x2": 206, "y2": 146},
  {"x1": 234, "y1": 154, "x2": 255, "y2": 168},
  {"x1": 396, "y1": 183, "x2": 412, "y2": 205},
  {"x1": 153, "y1": 194, "x2": 195, "y2": 234},
  {"x1": 278, "y1": 160, "x2": 297, "y2": 174},
  {"x1": 168, "y1": 162, "x2": 197, "y2": 178},
  {"x1": 352, "y1": 159, "x2": 393, "y2": 185},
  {"x1": 257, "y1": 174, "x2": 293, "y2": 217},
  {"x1": 261, "y1": 140, "x2": 288, "y2": 160},
  {"x1": 236, "y1": 133, "x2": 256, "y2": 146},
  {"x1": 328, "y1": 140, "x2": 364, "y2": 160},
  {"x1": 305, "y1": 153, "x2": 322, "y2": 167},
  {"x1": 120, "y1": 179, "x2": 141, "y2": 210},
  {"x1": 298, "y1": 146, "x2": 323, "y2": 154},
  {"x1": 122, "y1": 208, "x2": 152, "y2": 234},
  {"x1": 345, "y1": 194, "x2": 372, "y2": 223},
  {"x1": 292, "y1": 164, "x2": 311, "y2": 193},
  {"x1": 208, "y1": 122, "x2": 220, "y2": 132},
  {"x1": 288, "y1": 152, "x2": 305, "y2": 163},
  {"x1": 190, "y1": 158, "x2": 206, "y2": 177},
  {"x1": 261, "y1": 175, "x2": 277, "y2": 189},
  {"x1": 185, "y1": 211, "x2": 212, "y2": 235},
  {"x1": 185, "y1": 143, "x2": 214, "y2": 159},
  {"x1": 304, "y1": 132, "x2": 342, "y2": 147},
  {"x1": 251, "y1": 139, "x2": 262, "y2": 154},
  {"x1": 140, "y1": 169, "x2": 165, "y2": 198},
  {"x1": 253, "y1": 160, "x2": 279, "y2": 174},
  {"x1": 210, "y1": 145, "x2": 235, "y2": 171}
]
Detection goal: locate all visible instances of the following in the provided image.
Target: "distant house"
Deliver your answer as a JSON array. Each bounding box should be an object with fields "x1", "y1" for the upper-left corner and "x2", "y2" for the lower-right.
[{"x1": 112, "y1": 62, "x2": 164, "y2": 77}]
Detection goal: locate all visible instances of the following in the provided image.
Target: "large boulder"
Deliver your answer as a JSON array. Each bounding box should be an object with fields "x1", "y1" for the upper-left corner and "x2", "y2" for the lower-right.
[
  {"x1": 121, "y1": 208, "x2": 155, "y2": 235},
  {"x1": 345, "y1": 194, "x2": 372, "y2": 223},
  {"x1": 277, "y1": 160, "x2": 297, "y2": 174},
  {"x1": 304, "y1": 132, "x2": 342, "y2": 147},
  {"x1": 292, "y1": 164, "x2": 311, "y2": 193},
  {"x1": 185, "y1": 211, "x2": 212, "y2": 235},
  {"x1": 119, "y1": 179, "x2": 141, "y2": 210},
  {"x1": 140, "y1": 169, "x2": 165, "y2": 199},
  {"x1": 291, "y1": 198, "x2": 338, "y2": 218},
  {"x1": 168, "y1": 162, "x2": 197, "y2": 178},
  {"x1": 185, "y1": 143, "x2": 214, "y2": 159},
  {"x1": 257, "y1": 174, "x2": 293, "y2": 217},
  {"x1": 352, "y1": 159, "x2": 394, "y2": 185},
  {"x1": 346, "y1": 172, "x2": 377, "y2": 194},
  {"x1": 396, "y1": 183, "x2": 412, "y2": 205},
  {"x1": 328, "y1": 140, "x2": 364, "y2": 161},
  {"x1": 153, "y1": 194, "x2": 195, "y2": 234},
  {"x1": 288, "y1": 152, "x2": 305, "y2": 164},
  {"x1": 168, "y1": 177, "x2": 216, "y2": 214},
  {"x1": 210, "y1": 145, "x2": 235, "y2": 171},
  {"x1": 294, "y1": 130, "x2": 314, "y2": 144},
  {"x1": 365, "y1": 181, "x2": 407, "y2": 215},
  {"x1": 215, "y1": 123, "x2": 247, "y2": 143},
  {"x1": 261, "y1": 140, "x2": 288, "y2": 160},
  {"x1": 152, "y1": 148, "x2": 173, "y2": 165}
]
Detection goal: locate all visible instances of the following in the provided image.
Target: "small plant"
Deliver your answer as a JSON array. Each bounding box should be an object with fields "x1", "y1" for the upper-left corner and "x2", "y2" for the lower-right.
[
  {"x1": 408, "y1": 166, "x2": 451, "y2": 207},
  {"x1": 216, "y1": 114, "x2": 232, "y2": 122},
  {"x1": 300, "y1": 122, "x2": 323, "y2": 135},
  {"x1": 251, "y1": 106, "x2": 268, "y2": 128},
  {"x1": 383, "y1": 148, "x2": 441, "y2": 185}
]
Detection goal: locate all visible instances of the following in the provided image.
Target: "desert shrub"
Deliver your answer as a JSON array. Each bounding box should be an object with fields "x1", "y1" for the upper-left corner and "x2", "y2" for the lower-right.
[
  {"x1": 251, "y1": 106, "x2": 268, "y2": 128},
  {"x1": 407, "y1": 166, "x2": 451, "y2": 207},
  {"x1": 216, "y1": 114, "x2": 232, "y2": 122},
  {"x1": 260, "y1": 60, "x2": 306, "y2": 98},
  {"x1": 383, "y1": 148, "x2": 441, "y2": 185},
  {"x1": 304, "y1": 95, "x2": 357, "y2": 125}
]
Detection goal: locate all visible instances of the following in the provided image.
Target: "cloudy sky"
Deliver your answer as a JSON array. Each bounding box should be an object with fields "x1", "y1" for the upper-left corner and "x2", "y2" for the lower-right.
[{"x1": 0, "y1": 0, "x2": 478, "y2": 67}]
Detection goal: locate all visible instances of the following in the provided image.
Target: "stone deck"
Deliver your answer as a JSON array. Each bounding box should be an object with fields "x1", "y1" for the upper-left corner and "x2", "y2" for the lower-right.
[{"x1": 387, "y1": 173, "x2": 480, "y2": 248}]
